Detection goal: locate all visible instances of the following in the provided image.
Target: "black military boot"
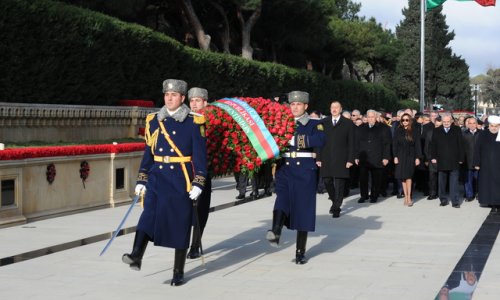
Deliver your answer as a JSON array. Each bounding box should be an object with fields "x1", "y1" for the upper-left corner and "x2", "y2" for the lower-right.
[
  {"x1": 266, "y1": 210, "x2": 286, "y2": 247},
  {"x1": 295, "y1": 231, "x2": 308, "y2": 265},
  {"x1": 171, "y1": 249, "x2": 188, "y2": 286},
  {"x1": 187, "y1": 229, "x2": 201, "y2": 259},
  {"x1": 122, "y1": 231, "x2": 149, "y2": 271}
]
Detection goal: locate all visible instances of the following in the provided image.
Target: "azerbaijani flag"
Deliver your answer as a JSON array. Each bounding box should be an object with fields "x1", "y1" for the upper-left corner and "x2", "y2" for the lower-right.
[{"x1": 427, "y1": 0, "x2": 496, "y2": 10}]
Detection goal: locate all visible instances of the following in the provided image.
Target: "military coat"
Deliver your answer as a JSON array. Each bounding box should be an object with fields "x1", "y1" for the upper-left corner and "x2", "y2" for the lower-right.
[{"x1": 136, "y1": 105, "x2": 207, "y2": 249}]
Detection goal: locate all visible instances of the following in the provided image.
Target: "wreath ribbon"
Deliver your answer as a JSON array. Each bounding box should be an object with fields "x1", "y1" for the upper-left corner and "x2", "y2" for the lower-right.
[{"x1": 211, "y1": 98, "x2": 280, "y2": 162}]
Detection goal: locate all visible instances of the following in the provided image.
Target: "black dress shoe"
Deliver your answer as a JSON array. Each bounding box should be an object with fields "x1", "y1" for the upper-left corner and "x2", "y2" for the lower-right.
[
  {"x1": 235, "y1": 194, "x2": 245, "y2": 200},
  {"x1": 358, "y1": 197, "x2": 368, "y2": 203},
  {"x1": 122, "y1": 254, "x2": 142, "y2": 271},
  {"x1": 396, "y1": 194, "x2": 404, "y2": 199},
  {"x1": 452, "y1": 203, "x2": 461, "y2": 208},
  {"x1": 380, "y1": 192, "x2": 387, "y2": 197},
  {"x1": 427, "y1": 195, "x2": 438, "y2": 200},
  {"x1": 369, "y1": 198, "x2": 378, "y2": 203},
  {"x1": 440, "y1": 201, "x2": 449, "y2": 207},
  {"x1": 465, "y1": 197, "x2": 474, "y2": 202},
  {"x1": 186, "y1": 247, "x2": 200, "y2": 259},
  {"x1": 250, "y1": 192, "x2": 259, "y2": 200},
  {"x1": 170, "y1": 271, "x2": 185, "y2": 286},
  {"x1": 295, "y1": 251, "x2": 307, "y2": 264},
  {"x1": 332, "y1": 210, "x2": 340, "y2": 218}
]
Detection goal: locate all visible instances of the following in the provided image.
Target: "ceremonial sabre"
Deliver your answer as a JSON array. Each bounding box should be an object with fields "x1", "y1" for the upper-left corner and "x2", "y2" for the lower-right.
[{"x1": 99, "y1": 192, "x2": 144, "y2": 256}]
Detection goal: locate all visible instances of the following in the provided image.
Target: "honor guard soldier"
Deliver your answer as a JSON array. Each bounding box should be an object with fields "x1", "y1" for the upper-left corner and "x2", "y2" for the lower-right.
[
  {"x1": 122, "y1": 79, "x2": 207, "y2": 286},
  {"x1": 266, "y1": 91, "x2": 325, "y2": 264},
  {"x1": 187, "y1": 87, "x2": 211, "y2": 259}
]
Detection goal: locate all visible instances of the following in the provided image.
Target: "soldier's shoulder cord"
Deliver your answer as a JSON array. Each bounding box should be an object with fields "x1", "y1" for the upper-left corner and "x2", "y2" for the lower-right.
[{"x1": 189, "y1": 111, "x2": 206, "y2": 125}]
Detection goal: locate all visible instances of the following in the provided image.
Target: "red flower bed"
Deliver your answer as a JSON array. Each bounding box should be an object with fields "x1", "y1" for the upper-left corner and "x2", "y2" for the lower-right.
[
  {"x1": 117, "y1": 99, "x2": 155, "y2": 107},
  {"x1": 0, "y1": 143, "x2": 145, "y2": 161},
  {"x1": 203, "y1": 97, "x2": 294, "y2": 176}
]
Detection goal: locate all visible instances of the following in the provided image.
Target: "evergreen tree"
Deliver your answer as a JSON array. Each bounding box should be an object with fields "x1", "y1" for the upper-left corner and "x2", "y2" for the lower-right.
[{"x1": 395, "y1": 0, "x2": 470, "y2": 110}]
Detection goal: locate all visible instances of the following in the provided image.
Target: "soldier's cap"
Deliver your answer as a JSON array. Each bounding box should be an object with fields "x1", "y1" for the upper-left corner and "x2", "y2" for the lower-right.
[
  {"x1": 188, "y1": 87, "x2": 208, "y2": 100},
  {"x1": 288, "y1": 91, "x2": 309, "y2": 104},
  {"x1": 162, "y1": 79, "x2": 188, "y2": 95}
]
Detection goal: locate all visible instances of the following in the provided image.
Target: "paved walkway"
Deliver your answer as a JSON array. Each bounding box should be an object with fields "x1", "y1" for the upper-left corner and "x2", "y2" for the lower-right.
[{"x1": 0, "y1": 177, "x2": 499, "y2": 299}]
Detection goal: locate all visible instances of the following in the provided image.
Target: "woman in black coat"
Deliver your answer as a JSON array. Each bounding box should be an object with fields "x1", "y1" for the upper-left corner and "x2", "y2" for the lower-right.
[{"x1": 393, "y1": 114, "x2": 422, "y2": 206}]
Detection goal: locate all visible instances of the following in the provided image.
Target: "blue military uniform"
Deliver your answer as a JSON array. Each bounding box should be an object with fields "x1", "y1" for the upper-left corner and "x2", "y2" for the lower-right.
[
  {"x1": 274, "y1": 115, "x2": 325, "y2": 231},
  {"x1": 136, "y1": 105, "x2": 207, "y2": 249},
  {"x1": 122, "y1": 79, "x2": 206, "y2": 287},
  {"x1": 267, "y1": 90, "x2": 325, "y2": 265}
]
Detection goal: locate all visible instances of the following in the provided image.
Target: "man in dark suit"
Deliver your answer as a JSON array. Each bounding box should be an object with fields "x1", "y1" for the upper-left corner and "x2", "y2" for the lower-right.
[
  {"x1": 317, "y1": 101, "x2": 355, "y2": 218},
  {"x1": 430, "y1": 114, "x2": 465, "y2": 208},
  {"x1": 462, "y1": 117, "x2": 480, "y2": 202},
  {"x1": 355, "y1": 109, "x2": 391, "y2": 203}
]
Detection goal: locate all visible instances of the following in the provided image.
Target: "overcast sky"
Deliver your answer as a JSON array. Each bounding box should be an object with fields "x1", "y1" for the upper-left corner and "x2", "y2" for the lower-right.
[{"x1": 356, "y1": 0, "x2": 499, "y2": 77}]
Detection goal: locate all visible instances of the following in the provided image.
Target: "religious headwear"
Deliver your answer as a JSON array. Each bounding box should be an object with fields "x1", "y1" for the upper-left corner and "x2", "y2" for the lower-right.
[
  {"x1": 162, "y1": 79, "x2": 188, "y2": 95},
  {"x1": 487, "y1": 115, "x2": 500, "y2": 124},
  {"x1": 288, "y1": 91, "x2": 309, "y2": 104},
  {"x1": 187, "y1": 87, "x2": 208, "y2": 100}
]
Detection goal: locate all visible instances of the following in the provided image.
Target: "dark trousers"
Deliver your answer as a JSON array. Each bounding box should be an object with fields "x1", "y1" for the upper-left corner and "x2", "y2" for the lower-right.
[
  {"x1": 359, "y1": 165, "x2": 383, "y2": 200},
  {"x1": 237, "y1": 173, "x2": 248, "y2": 196},
  {"x1": 438, "y1": 170, "x2": 460, "y2": 205},
  {"x1": 323, "y1": 177, "x2": 347, "y2": 212},
  {"x1": 350, "y1": 165, "x2": 359, "y2": 189},
  {"x1": 196, "y1": 176, "x2": 212, "y2": 234},
  {"x1": 428, "y1": 169, "x2": 438, "y2": 197},
  {"x1": 414, "y1": 168, "x2": 429, "y2": 194},
  {"x1": 464, "y1": 169, "x2": 479, "y2": 198}
]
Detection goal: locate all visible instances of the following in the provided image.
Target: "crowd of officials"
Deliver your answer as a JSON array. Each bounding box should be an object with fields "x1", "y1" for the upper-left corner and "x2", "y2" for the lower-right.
[{"x1": 119, "y1": 79, "x2": 500, "y2": 286}]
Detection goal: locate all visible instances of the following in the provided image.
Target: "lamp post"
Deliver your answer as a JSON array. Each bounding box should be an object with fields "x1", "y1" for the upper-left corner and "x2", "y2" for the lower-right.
[{"x1": 473, "y1": 84, "x2": 479, "y2": 117}]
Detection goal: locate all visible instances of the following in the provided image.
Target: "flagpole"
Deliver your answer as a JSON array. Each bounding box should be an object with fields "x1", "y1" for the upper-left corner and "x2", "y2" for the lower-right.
[{"x1": 420, "y1": 0, "x2": 425, "y2": 112}]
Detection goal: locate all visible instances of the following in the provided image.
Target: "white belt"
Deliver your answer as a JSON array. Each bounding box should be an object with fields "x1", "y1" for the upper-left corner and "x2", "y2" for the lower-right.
[{"x1": 283, "y1": 152, "x2": 316, "y2": 158}]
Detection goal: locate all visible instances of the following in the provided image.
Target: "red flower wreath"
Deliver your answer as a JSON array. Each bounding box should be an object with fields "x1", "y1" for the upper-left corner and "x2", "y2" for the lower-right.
[{"x1": 202, "y1": 97, "x2": 295, "y2": 177}]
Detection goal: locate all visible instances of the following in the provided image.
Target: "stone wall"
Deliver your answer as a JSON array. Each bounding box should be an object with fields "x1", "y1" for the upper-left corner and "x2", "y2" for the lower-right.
[
  {"x1": 0, "y1": 102, "x2": 158, "y2": 142},
  {"x1": 0, "y1": 152, "x2": 142, "y2": 227}
]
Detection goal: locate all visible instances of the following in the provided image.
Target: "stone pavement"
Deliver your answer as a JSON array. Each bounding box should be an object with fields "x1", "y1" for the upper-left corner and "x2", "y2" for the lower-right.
[{"x1": 0, "y1": 177, "x2": 499, "y2": 300}]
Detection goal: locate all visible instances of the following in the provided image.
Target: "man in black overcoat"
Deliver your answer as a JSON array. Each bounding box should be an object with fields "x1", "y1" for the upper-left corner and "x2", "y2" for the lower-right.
[
  {"x1": 462, "y1": 117, "x2": 480, "y2": 202},
  {"x1": 317, "y1": 101, "x2": 355, "y2": 218},
  {"x1": 430, "y1": 114, "x2": 465, "y2": 208},
  {"x1": 354, "y1": 109, "x2": 391, "y2": 203}
]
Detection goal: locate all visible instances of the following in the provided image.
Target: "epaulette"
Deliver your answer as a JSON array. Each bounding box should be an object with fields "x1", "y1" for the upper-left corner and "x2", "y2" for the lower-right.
[
  {"x1": 189, "y1": 111, "x2": 206, "y2": 124},
  {"x1": 146, "y1": 112, "x2": 157, "y2": 123}
]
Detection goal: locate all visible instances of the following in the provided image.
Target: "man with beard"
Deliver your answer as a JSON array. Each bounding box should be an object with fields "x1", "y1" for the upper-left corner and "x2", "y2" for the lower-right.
[{"x1": 473, "y1": 115, "x2": 500, "y2": 211}]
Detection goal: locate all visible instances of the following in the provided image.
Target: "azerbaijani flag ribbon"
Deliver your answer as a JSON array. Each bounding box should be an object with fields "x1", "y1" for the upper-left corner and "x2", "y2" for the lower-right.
[
  {"x1": 211, "y1": 98, "x2": 280, "y2": 162},
  {"x1": 427, "y1": 0, "x2": 496, "y2": 10}
]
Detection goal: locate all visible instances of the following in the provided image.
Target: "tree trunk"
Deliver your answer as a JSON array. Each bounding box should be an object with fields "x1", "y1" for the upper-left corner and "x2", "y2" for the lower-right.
[
  {"x1": 346, "y1": 60, "x2": 360, "y2": 81},
  {"x1": 306, "y1": 60, "x2": 313, "y2": 71},
  {"x1": 180, "y1": 0, "x2": 211, "y2": 51},
  {"x1": 210, "y1": 0, "x2": 230, "y2": 53},
  {"x1": 237, "y1": 4, "x2": 262, "y2": 60}
]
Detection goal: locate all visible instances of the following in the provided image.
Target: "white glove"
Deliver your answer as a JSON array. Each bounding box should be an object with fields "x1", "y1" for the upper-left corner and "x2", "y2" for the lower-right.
[
  {"x1": 135, "y1": 184, "x2": 146, "y2": 195},
  {"x1": 189, "y1": 186, "x2": 202, "y2": 200},
  {"x1": 289, "y1": 136, "x2": 295, "y2": 146}
]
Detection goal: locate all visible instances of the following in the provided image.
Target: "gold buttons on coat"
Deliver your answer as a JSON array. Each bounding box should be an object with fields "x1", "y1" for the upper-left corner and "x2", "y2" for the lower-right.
[
  {"x1": 159, "y1": 148, "x2": 163, "y2": 152},
  {"x1": 296, "y1": 162, "x2": 301, "y2": 165},
  {"x1": 170, "y1": 149, "x2": 174, "y2": 152},
  {"x1": 286, "y1": 162, "x2": 290, "y2": 165},
  {"x1": 170, "y1": 165, "x2": 174, "y2": 169},
  {"x1": 159, "y1": 165, "x2": 163, "y2": 169},
  {"x1": 172, "y1": 131, "x2": 176, "y2": 135}
]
